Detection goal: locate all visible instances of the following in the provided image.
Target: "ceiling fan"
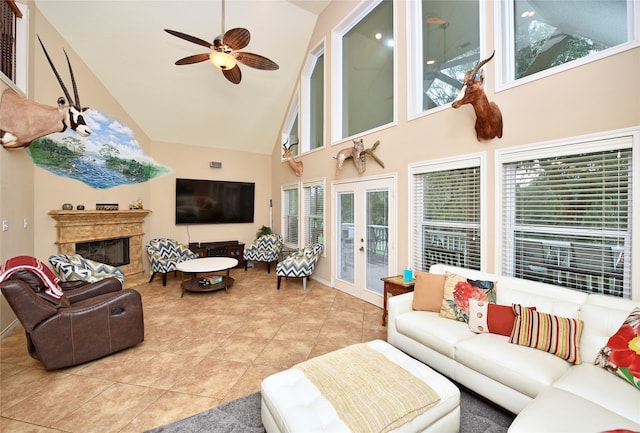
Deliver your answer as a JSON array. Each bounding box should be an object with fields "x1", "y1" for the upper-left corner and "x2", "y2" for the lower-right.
[{"x1": 164, "y1": 0, "x2": 279, "y2": 84}]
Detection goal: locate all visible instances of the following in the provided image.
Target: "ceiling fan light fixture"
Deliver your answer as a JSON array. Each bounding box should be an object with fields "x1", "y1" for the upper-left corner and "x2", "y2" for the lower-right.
[{"x1": 210, "y1": 51, "x2": 237, "y2": 70}]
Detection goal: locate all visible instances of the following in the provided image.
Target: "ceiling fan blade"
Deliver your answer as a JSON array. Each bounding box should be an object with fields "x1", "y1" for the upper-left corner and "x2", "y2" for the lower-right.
[
  {"x1": 222, "y1": 65, "x2": 242, "y2": 84},
  {"x1": 165, "y1": 29, "x2": 213, "y2": 49},
  {"x1": 235, "y1": 52, "x2": 279, "y2": 70},
  {"x1": 223, "y1": 28, "x2": 250, "y2": 51},
  {"x1": 175, "y1": 53, "x2": 210, "y2": 65}
]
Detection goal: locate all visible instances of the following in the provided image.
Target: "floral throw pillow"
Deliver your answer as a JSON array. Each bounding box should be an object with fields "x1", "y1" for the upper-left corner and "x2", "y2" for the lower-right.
[
  {"x1": 439, "y1": 272, "x2": 496, "y2": 322},
  {"x1": 594, "y1": 307, "x2": 640, "y2": 390}
]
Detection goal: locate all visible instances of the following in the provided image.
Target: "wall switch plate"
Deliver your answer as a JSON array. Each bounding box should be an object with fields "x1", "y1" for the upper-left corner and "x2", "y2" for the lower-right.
[
  {"x1": 2, "y1": 220, "x2": 8, "y2": 232},
  {"x1": 23, "y1": 218, "x2": 28, "y2": 228}
]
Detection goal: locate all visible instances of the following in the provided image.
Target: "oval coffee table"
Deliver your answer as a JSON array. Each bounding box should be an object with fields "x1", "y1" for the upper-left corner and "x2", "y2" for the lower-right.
[{"x1": 176, "y1": 257, "x2": 238, "y2": 296}]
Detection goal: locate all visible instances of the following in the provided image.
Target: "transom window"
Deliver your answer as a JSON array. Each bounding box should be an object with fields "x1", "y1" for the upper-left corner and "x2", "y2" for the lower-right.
[
  {"x1": 500, "y1": 0, "x2": 638, "y2": 84},
  {"x1": 0, "y1": 0, "x2": 27, "y2": 92},
  {"x1": 301, "y1": 42, "x2": 325, "y2": 152},
  {"x1": 332, "y1": 0, "x2": 395, "y2": 141},
  {"x1": 407, "y1": 0, "x2": 480, "y2": 117}
]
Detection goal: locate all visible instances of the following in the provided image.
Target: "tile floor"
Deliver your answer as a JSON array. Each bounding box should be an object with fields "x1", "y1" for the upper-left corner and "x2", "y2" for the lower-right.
[{"x1": 0, "y1": 267, "x2": 386, "y2": 432}]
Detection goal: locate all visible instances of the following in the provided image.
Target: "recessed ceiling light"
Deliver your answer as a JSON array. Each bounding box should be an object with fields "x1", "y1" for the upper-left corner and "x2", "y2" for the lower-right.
[
  {"x1": 521, "y1": 11, "x2": 535, "y2": 18},
  {"x1": 375, "y1": 32, "x2": 382, "y2": 40},
  {"x1": 426, "y1": 60, "x2": 435, "y2": 65}
]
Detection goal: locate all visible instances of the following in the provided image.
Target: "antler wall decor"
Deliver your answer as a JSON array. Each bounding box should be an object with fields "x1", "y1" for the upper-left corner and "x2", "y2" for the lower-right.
[
  {"x1": 0, "y1": 36, "x2": 92, "y2": 149},
  {"x1": 451, "y1": 51, "x2": 503, "y2": 141},
  {"x1": 334, "y1": 138, "x2": 384, "y2": 176}
]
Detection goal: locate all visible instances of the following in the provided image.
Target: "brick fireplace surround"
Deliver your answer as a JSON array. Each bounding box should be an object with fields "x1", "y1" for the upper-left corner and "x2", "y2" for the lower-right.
[{"x1": 48, "y1": 210, "x2": 151, "y2": 277}]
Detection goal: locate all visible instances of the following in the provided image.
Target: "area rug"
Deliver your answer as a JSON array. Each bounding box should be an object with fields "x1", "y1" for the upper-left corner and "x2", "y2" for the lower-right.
[{"x1": 145, "y1": 387, "x2": 515, "y2": 433}]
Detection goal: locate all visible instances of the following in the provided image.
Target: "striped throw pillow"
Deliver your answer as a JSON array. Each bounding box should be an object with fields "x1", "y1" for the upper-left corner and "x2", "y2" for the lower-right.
[{"x1": 509, "y1": 304, "x2": 584, "y2": 365}]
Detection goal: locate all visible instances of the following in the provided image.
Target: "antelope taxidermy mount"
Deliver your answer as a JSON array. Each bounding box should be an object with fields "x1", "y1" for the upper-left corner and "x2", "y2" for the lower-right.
[
  {"x1": 0, "y1": 36, "x2": 91, "y2": 149},
  {"x1": 451, "y1": 51, "x2": 503, "y2": 141},
  {"x1": 282, "y1": 139, "x2": 303, "y2": 176}
]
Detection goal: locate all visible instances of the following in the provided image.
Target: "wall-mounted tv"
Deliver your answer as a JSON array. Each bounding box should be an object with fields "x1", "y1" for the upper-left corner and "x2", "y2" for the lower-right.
[{"x1": 176, "y1": 178, "x2": 255, "y2": 224}]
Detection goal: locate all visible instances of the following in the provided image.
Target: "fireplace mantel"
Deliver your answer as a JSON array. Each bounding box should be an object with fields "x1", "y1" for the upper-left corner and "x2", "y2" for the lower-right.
[{"x1": 49, "y1": 210, "x2": 151, "y2": 277}]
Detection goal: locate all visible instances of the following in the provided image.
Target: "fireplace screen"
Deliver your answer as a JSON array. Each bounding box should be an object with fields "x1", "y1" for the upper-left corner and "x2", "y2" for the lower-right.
[{"x1": 76, "y1": 238, "x2": 130, "y2": 267}]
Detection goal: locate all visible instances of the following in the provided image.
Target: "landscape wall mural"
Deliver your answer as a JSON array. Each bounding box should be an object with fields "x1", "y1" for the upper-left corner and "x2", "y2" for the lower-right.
[{"x1": 26, "y1": 109, "x2": 172, "y2": 189}]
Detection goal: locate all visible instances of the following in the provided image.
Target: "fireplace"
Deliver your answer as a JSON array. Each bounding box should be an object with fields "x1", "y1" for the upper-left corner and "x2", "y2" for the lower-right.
[
  {"x1": 76, "y1": 237, "x2": 130, "y2": 267},
  {"x1": 49, "y1": 210, "x2": 151, "y2": 277}
]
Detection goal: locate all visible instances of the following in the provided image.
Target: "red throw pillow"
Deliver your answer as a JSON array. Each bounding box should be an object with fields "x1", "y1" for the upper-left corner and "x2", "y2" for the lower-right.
[{"x1": 468, "y1": 299, "x2": 536, "y2": 336}]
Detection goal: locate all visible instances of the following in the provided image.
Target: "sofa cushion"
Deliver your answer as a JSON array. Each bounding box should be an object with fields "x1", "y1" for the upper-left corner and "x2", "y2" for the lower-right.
[
  {"x1": 509, "y1": 305, "x2": 584, "y2": 364},
  {"x1": 594, "y1": 307, "x2": 640, "y2": 390},
  {"x1": 455, "y1": 333, "x2": 571, "y2": 398},
  {"x1": 412, "y1": 272, "x2": 445, "y2": 312},
  {"x1": 439, "y1": 272, "x2": 496, "y2": 323},
  {"x1": 552, "y1": 364, "x2": 640, "y2": 424},
  {"x1": 395, "y1": 310, "x2": 475, "y2": 358},
  {"x1": 508, "y1": 386, "x2": 640, "y2": 433}
]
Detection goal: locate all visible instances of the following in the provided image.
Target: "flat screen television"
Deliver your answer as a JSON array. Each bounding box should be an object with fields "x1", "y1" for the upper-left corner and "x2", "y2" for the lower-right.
[{"x1": 175, "y1": 178, "x2": 255, "y2": 224}]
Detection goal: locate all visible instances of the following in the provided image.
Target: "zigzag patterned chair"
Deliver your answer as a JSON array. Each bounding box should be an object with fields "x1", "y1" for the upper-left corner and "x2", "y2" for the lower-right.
[
  {"x1": 145, "y1": 238, "x2": 197, "y2": 286},
  {"x1": 243, "y1": 233, "x2": 283, "y2": 273},
  {"x1": 49, "y1": 254, "x2": 125, "y2": 286},
  {"x1": 276, "y1": 243, "x2": 323, "y2": 290}
]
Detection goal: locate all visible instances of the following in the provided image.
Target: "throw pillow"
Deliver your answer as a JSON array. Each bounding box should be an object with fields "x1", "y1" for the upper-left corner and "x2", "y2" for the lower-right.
[
  {"x1": 594, "y1": 307, "x2": 640, "y2": 390},
  {"x1": 412, "y1": 272, "x2": 446, "y2": 312},
  {"x1": 468, "y1": 300, "x2": 537, "y2": 336},
  {"x1": 509, "y1": 304, "x2": 584, "y2": 365},
  {"x1": 439, "y1": 272, "x2": 496, "y2": 322}
]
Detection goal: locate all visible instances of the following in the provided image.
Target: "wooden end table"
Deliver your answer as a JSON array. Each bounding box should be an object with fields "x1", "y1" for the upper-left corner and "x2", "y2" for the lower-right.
[{"x1": 381, "y1": 275, "x2": 415, "y2": 326}]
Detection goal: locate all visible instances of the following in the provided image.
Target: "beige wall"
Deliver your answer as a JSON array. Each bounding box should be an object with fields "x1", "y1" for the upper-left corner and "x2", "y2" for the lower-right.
[{"x1": 269, "y1": 0, "x2": 640, "y2": 285}]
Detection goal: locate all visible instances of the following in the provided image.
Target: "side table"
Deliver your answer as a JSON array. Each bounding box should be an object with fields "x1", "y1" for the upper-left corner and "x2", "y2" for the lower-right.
[{"x1": 381, "y1": 275, "x2": 415, "y2": 326}]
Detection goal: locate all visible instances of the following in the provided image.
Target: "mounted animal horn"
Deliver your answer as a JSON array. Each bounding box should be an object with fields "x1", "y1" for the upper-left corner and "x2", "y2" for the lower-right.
[
  {"x1": 464, "y1": 51, "x2": 495, "y2": 84},
  {"x1": 37, "y1": 36, "x2": 75, "y2": 108}
]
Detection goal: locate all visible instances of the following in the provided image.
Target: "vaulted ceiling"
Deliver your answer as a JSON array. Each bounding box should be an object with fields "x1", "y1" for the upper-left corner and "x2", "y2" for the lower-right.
[{"x1": 35, "y1": 0, "x2": 330, "y2": 155}]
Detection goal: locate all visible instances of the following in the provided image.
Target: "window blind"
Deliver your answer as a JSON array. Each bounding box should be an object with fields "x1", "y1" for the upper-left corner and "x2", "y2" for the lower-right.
[
  {"x1": 282, "y1": 186, "x2": 299, "y2": 245},
  {"x1": 303, "y1": 182, "x2": 325, "y2": 246},
  {"x1": 501, "y1": 142, "x2": 633, "y2": 298},
  {"x1": 411, "y1": 161, "x2": 481, "y2": 272}
]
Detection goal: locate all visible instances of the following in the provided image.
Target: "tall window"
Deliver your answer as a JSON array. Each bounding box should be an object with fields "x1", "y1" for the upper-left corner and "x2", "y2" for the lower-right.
[
  {"x1": 303, "y1": 181, "x2": 325, "y2": 246},
  {"x1": 1, "y1": 0, "x2": 27, "y2": 92},
  {"x1": 501, "y1": 0, "x2": 637, "y2": 83},
  {"x1": 333, "y1": 0, "x2": 394, "y2": 141},
  {"x1": 407, "y1": 0, "x2": 480, "y2": 116},
  {"x1": 282, "y1": 185, "x2": 299, "y2": 246},
  {"x1": 301, "y1": 42, "x2": 325, "y2": 152},
  {"x1": 282, "y1": 90, "x2": 299, "y2": 157},
  {"x1": 410, "y1": 155, "x2": 483, "y2": 272},
  {"x1": 498, "y1": 132, "x2": 635, "y2": 299}
]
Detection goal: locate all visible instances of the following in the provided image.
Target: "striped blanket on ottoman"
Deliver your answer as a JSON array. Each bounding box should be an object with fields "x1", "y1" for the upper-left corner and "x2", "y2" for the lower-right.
[{"x1": 261, "y1": 339, "x2": 460, "y2": 433}]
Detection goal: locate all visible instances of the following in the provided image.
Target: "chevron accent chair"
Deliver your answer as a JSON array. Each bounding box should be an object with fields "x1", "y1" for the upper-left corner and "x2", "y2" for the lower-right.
[
  {"x1": 49, "y1": 254, "x2": 125, "y2": 286},
  {"x1": 243, "y1": 233, "x2": 283, "y2": 273},
  {"x1": 276, "y1": 243, "x2": 323, "y2": 290},
  {"x1": 145, "y1": 238, "x2": 197, "y2": 286}
]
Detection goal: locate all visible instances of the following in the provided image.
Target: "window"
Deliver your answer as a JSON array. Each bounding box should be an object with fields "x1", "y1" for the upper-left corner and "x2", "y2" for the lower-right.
[
  {"x1": 301, "y1": 42, "x2": 325, "y2": 152},
  {"x1": 1, "y1": 0, "x2": 27, "y2": 92},
  {"x1": 332, "y1": 0, "x2": 394, "y2": 141},
  {"x1": 498, "y1": 130, "x2": 636, "y2": 299},
  {"x1": 302, "y1": 181, "x2": 325, "y2": 246},
  {"x1": 410, "y1": 155, "x2": 484, "y2": 272},
  {"x1": 281, "y1": 89, "x2": 299, "y2": 157},
  {"x1": 407, "y1": 0, "x2": 481, "y2": 117},
  {"x1": 282, "y1": 185, "x2": 299, "y2": 246},
  {"x1": 500, "y1": 0, "x2": 638, "y2": 83}
]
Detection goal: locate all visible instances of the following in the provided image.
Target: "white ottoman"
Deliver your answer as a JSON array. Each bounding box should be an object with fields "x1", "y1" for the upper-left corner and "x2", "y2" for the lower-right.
[{"x1": 261, "y1": 339, "x2": 460, "y2": 433}]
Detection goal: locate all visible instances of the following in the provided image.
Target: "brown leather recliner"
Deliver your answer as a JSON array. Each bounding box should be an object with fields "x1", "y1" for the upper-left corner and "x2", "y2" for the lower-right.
[{"x1": 1, "y1": 271, "x2": 144, "y2": 370}]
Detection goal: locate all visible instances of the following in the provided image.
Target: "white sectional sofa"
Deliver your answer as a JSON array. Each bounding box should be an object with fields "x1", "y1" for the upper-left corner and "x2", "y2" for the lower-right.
[{"x1": 387, "y1": 264, "x2": 640, "y2": 432}]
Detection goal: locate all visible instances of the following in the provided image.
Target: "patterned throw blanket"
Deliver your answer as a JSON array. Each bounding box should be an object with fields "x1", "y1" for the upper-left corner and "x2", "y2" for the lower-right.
[{"x1": 295, "y1": 343, "x2": 441, "y2": 433}]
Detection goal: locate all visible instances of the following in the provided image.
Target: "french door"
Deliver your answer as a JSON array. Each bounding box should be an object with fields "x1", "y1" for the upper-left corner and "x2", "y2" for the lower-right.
[{"x1": 333, "y1": 175, "x2": 396, "y2": 306}]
